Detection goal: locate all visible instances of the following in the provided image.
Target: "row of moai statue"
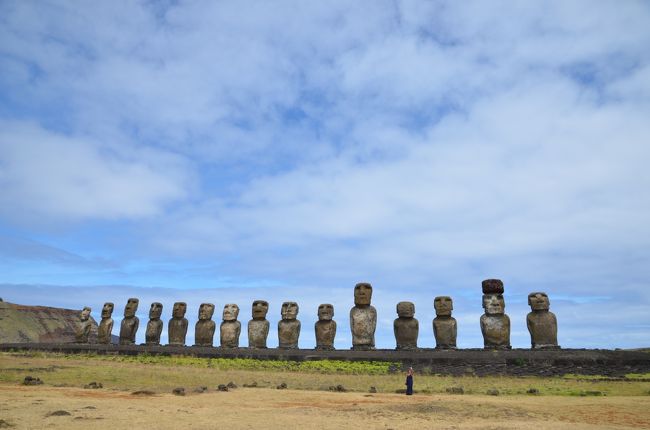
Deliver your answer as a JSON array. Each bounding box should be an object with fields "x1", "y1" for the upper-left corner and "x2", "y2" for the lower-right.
[{"x1": 77, "y1": 279, "x2": 559, "y2": 350}]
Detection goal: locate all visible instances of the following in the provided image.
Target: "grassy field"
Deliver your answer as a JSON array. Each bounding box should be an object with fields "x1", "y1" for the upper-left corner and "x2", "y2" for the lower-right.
[{"x1": 2, "y1": 352, "x2": 650, "y2": 429}]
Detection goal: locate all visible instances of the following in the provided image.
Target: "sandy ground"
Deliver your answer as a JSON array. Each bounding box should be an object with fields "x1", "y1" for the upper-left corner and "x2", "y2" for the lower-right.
[{"x1": 1, "y1": 384, "x2": 650, "y2": 430}]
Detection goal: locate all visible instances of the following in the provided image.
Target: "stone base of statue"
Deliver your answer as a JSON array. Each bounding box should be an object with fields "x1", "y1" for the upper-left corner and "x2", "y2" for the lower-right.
[
  {"x1": 532, "y1": 344, "x2": 561, "y2": 350},
  {"x1": 315, "y1": 345, "x2": 335, "y2": 351},
  {"x1": 351, "y1": 345, "x2": 375, "y2": 351}
]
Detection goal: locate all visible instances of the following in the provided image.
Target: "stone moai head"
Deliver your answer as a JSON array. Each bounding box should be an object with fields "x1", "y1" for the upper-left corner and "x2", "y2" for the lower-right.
[
  {"x1": 124, "y1": 298, "x2": 139, "y2": 317},
  {"x1": 101, "y1": 302, "x2": 114, "y2": 318},
  {"x1": 252, "y1": 300, "x2": 269, "y2": 320},
  {"x1": 222, "y1": 303, "x2": 239, "y2": 321},
  {"x1": 354, "y1": 282, "x2": 373, "y2": 306},
  {"x1": 434, "y1": 296, "x2": 453, "y2": 317},
  {"x1": 482, "y1": 279, "x2": 505, "y2": 315},
  {"x1": 149, "y1": 302, "x2": 163, "y2": 319},
  {"x1": 281, "y1": 302, "x2": 299, "y2": 320},
  {"x1": 198, "y1": 303, "x2": 215, "y2": 321},
  {"x1": 528, "y1": 292, "x2": 550, "y2": 311},
  {"x1": 396, "y1": 301, "x2": 415, "y2": 318},
  {"x1": 80, "y1": 306, "x2": 91, "y2": 321},
  {"x1": 172, "y1": 302, "x2": 187, "y2": 318},
  {"x1": 318, "y1": 304, "x2": 334, "y2": 321}
]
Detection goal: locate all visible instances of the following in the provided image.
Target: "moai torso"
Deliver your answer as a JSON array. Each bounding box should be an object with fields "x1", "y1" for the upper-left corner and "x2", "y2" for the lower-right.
[
  {"x1": 220, "y1": 303, "x2": 240, "y2": 348},
  {"x1": 394, "y1": 302, "x2": 418, "y2": 350},
  {"x1": 98, "y1": 302, "x2": 114, "y2": 344},
  {"x1": 315, "y1": 304, "x2": 336, "y2": 350},
  {"x1": 195, "y1": 303, "x2": 216, "y2": 347},
  {"x1": 350, "y1": 283, "x2": 377, "y2": 350},
  {"x1": 248, "y1": 300, "x2": 270, "y2": 348},
  {"x1": 145, "y1": 302, "x2": 163, "y2": 345},
  {"x1": 168, "y1": 302, "x2": 188, "y2": 346},
  {"x1": 527, "y1": 292, "x2": 559, "y2": 349},
  {"x1": 480, "y1": 279, "x2": 511, "y2": 350},
  {"x1": 119, "y1": 298, "x2": 139, "y2": 345},
  {"x1": 278, "y1": 302, "x2": 300, "y2": 349},
  {"x1": 75, "y1": 307, "x2": 92, "y2": 343},
  {"x1": 433, "y1": 296, "x2": 457, "y2": 349}
]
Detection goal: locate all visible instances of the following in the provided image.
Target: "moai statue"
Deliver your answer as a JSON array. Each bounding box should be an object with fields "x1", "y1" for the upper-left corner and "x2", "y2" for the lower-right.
[
  {"x1": 98, "y1": 302, "x2": 114, "y2": 344},
  {"x1": 145, "y1": 302, "x2": 163, "y2": 345},
  {"x1": 195, "y1": 303, "x2": 216, "y2": 347},
  {"x1": 119, "y1": 298, "x2": 140, "y2": 345},
  {"x1": 168, "y1": 302, "x2": 188, "y2": 346},
  {"x1": 278, "y1": 301, "x2": 300, "y2": 349},
  {"x1": 394, "y1": 301, "x2": 418, "y2": 350},
  {"x1": 248, "y1": 300, "x2": 270, "y2": 348},
  {"x1": 315, "y1": 304, "x2": 336, "y2": 350},
  {"x1": 527, "y1": 292, "x2": 560, "y2": 349},
  {"x1": 220, "y1": 303, "x2": 241, "y2": 348},
  {"x1": 350, "y1": 282, "x2": 377, "y2": 350},
  {"x1": 480, "y1": 279, "x2": 511, "y2": 350},
  {"x1": 75, "y1": 306, "x2": 92, "y2": 343},
  {"x1": 433, "y1": 296, "x2": 457, "y2": 349}
]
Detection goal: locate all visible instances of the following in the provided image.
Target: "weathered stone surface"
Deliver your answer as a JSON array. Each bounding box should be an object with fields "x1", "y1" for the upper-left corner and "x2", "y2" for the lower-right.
[
  {"x1": 350, "y1": 282, "x2": 377, "y2": 350},
  {"x1": 480, "y1": 279, "x2": 511, "y2": 350},
  {"x1": 75, "y1": 307, "x2": 92, "y2": 343},
  {"x1": 145, "y1": 302, "x2": 163, "y2": 346},
  {"x1": 248, "y1": 300, "x2": 269, "y2": 349},
  {"x1": 527, "y1": 292, "x2": 559, "y2": 349},
  {"x1": 220, "y1": 304, "x2": 240, "y2": 348},
  {"x1": 98, "y1": 302, "x2": 114, "y2": 344},
  {"x1": 195, "y1": 303, "x2": 216, "y2": 347},
  {"x1": 168, "y1": 302, "x2": 188, "y2": 346},
  {"x1": 433, "y1": 296, "x2": 457, "y2": 349},
  {"x1": 315, "y1": 304, "x2": 336, "y2": 350},
  {"x1": 119, "y1": 298, "x2": 139, "y2": 346},
  {"x1": 278, "y1": 302, "x2": 300, "y2": 349},
  {"x1": 394, "y1": 301, "x2": 418, "y2": 350}
]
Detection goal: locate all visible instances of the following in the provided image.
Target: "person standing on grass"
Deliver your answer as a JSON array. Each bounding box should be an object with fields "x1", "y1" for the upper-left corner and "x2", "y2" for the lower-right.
[{"x1": 405, "y1": 367, "x2": 414, "y2": 395}]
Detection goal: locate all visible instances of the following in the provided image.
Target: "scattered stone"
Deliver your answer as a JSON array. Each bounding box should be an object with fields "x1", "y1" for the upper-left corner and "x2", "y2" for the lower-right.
[
  {"x1": 84, "y1": 382, "x2": 103, "y2": 389},
  {"x1": 172, "y1": 387, "x2": 185, "y2": 396},
  {"x1": 47, "y1": 410, "x2": 72, "y2": 417},
  {"x1": 276, "y1": 382, "x2": 287, "y2": 390},
  {"x1": 243, "y1": 381, "x2": 258, "y2": 388},
  {"x1": 227, "y1": 381, "x2": 237, "y2": 389},
  {"x1": 527, "y1": 388, "x2": 540, "y2": 395},
  {"x1": 23, "y1": 376, "x2": 43, "y2": 386},
  {"x1": 82, "y1": 406, "x2": 97, "y2": 409},
  {"x1": 486, "y1": 389, "x2": 500, "y2": 396},
  {"x1": 369, "y1": 386, "x2": 377, "y2": 393},
  {"x1": 217, "y1": 384, "x2": 229, "y2": 392},
  {"x1": 194, "y1": 386, "x2": 208, "y2": 393},
  {"x1": 446, "y1": 386, "x2": 464, "y2": 394},
  {"x1": 131, "y1": 390, "x2": 155, "y2": 396},
  {"x1": 328, "y1": 384, "x2": 347, "y2": 392}
]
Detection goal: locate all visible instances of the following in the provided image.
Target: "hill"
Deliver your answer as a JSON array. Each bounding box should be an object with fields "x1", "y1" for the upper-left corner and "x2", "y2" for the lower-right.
[{"x1": 0, "y1": 300, "x2": 99, "y2": 343}]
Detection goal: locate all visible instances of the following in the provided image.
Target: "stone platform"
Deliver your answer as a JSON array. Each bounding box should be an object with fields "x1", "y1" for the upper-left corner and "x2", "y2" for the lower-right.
[{"x1": 1, "y1": 342, "x2": 649, "y2": 377}]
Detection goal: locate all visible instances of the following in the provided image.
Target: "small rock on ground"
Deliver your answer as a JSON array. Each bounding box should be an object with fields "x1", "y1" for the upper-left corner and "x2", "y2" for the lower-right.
[
  {"x1": 369, "y1": 386, "x2": 377, "y2": 393},
  {"x1": 276, "y1": 382, "x2": 287, "y2": 390},
  {"x1": 226, "y1": 382, "x2": 237, "y2": 389},
  {"x1": 446, "y1": 387, "x2": 464, "y2": 394},
  {"x1": 486, "y1": 389, "x2": 500, "y2": 396},
  {"x1": 23, "y1": 376, "x2": 43, "y2": 386},
  {"x1": 47, "y1": 410, "x2": 72, "y2": 417},
  {"x1": 217, "y1": 384, "x2": 229, "y2": 392},
  {"x1": 172, "y1": 387, "x2": 185, "y2": 396}
]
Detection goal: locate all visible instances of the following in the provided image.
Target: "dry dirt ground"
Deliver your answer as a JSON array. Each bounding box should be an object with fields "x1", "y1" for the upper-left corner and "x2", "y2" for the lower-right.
[{"x1": 1, "y1": 384, "x2": 650, "y2": 430}]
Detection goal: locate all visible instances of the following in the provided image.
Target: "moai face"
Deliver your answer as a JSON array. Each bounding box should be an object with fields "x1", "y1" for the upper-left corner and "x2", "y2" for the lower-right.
[
  {"x1": 223, "y1": 303, "x2": 239, "y2": 321},
  {"x1": 354, "y1": 283, "x2": 373, "y2": 306},
  {"x1": 528, "y1": 292, "x2": 550, "y2": 311},
  {"x1": 149, "y1": 302, "x2": 163, "y2": 319},
  {"x1": 281, "y1": 302, "x2": 299, "y2": 320},
  {"x1": 434, "y1": 296, "x2": 453, "y2": 317},
  {"x1": 124, "y1": 298, "x2": 139, "y2": 317},
  {"x1": 252, "y1": 300, "x2": 269, "y2": 320},
  {"x1": 318, "y1": 304, "x2": 334, "y2": 321},
  {"x1": 101, "y1": 302, "x2": 114, "y2": 318},
  {"x1": 173, "y1": 302, "x2": 187, "y2": 318},
  {"x1": 80, "y1": 307, "x2": 91, "y2": 321},
  {"x1": 482, "y1": 294, "x2": 505, "y2": 315},
  {"x1": 198, "y1": 303, "x2": 215, "y2": 320},
  {"x1": 396, "y1": 301, "x2": 415, "y2": 318}
]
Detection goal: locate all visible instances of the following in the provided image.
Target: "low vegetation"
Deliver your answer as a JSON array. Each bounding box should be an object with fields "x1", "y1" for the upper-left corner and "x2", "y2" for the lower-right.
[{"x1": 1, "y1": 351, "x2": 649, "y2": 396}]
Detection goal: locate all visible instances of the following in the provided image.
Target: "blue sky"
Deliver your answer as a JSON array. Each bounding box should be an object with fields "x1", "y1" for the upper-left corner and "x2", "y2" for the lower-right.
[{"x1": 1, "y1": 0, "x2": 649, "y2": 349}]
